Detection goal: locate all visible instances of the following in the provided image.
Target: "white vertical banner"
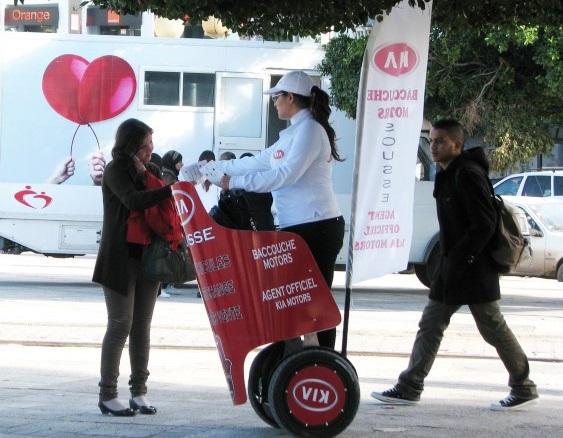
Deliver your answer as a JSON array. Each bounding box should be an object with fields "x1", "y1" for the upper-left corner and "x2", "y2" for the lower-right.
[{"x1": 348, "y1": 0, "x2": 433, "y2": 285}]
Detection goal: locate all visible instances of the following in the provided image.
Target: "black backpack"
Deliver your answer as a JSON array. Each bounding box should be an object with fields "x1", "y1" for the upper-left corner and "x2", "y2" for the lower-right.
[
  {"x1": 485, "y1": 179, "x2": 531, "y2": 273},
  {"x1": 454, "y1": 168, "x2": 530, "y2": 273}
]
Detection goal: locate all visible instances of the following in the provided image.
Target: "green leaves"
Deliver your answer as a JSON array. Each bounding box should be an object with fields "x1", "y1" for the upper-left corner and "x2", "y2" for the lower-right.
[
  {"x1": 319, "y1": 23, "x2": 561, "y2": 171},
  {"x1": 89, "y1": 1, "x2": 428, "y2": 39},
  {"x1": 317, "y1": 34, "x2": 367, "y2": 120},
  {"x1": 428, "y1": 23, "x2": 562, "y2": 170},
  {"x1": 87, "y1": 1, "x2": 562, "y2": 39}
]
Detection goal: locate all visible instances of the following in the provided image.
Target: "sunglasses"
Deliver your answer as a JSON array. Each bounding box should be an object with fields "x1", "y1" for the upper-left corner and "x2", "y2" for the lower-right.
[{"x1": 271, "y1": 92, "x2": 287, "y2": 103}]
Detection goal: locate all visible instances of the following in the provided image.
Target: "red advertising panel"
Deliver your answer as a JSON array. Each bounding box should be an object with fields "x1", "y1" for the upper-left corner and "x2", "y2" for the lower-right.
[{"x1": 172, "y1": 182, "x2": 341, "y2": 405}]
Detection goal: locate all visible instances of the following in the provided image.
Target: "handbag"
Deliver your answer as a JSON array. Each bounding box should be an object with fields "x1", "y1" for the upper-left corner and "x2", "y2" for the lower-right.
[{"x1": 142, "y1": 237, "x2": 196, "y2": 284}]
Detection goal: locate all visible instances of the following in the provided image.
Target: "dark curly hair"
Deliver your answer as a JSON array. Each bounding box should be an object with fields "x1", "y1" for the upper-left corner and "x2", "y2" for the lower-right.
[{"x1": 111, "y1": 118, "x2": 154, "y2": 161}]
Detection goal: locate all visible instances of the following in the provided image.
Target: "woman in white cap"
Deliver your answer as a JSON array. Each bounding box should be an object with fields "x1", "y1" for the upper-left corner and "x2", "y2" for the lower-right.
[{"x1": 218, "y1": 70, "x2": 345, "y2": 349}]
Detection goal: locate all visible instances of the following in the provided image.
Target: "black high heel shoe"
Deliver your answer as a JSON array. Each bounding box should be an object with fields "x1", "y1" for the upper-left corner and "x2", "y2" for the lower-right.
[
  {"x1": 98, "y1": 401, "x2": 136, "y2": 416},
  {"x1": 129, "y1": 398, "x2": 157, "y2": 415}
]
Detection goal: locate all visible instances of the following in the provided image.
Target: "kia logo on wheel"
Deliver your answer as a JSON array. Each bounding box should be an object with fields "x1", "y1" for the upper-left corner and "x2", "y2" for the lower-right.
[
  {"x1": 372, "y1": 43, "x2": 418, "y2": 77},
  {"x1": 291, "y1": 378, "x2": 339, "y2": 412}
]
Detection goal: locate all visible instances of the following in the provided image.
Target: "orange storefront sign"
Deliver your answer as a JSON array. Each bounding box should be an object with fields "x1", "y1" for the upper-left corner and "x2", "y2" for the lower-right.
[{"x1": 107, "y1": 10, "x2": 120, "y2": 24}]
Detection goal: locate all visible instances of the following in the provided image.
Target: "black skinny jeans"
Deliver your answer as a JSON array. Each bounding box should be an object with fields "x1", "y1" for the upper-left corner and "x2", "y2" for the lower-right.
[
  {"x1": 283, "y1": 215, "x2": 345, "y2": 348},
  {"x1": 99, "y1": 257, "x2": 160, "y2": 401}
]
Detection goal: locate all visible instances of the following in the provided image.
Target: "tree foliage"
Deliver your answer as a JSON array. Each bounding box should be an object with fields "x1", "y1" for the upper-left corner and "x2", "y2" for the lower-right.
[
  {"x1": 73, "y1": 1, "x2": 562, "y2": 40},
  {"x1": 318, "y1": 23, "x2": 563, "y2": 171},
  {"x1": 87, "y1": 0, "x2": 428, "y2": 40},
  {"x1": 426, "y1": 25, "x2": 562, "y2": 170},
  {"x1": 318, "y1": 35, "x2": 366, "y2": 120}
]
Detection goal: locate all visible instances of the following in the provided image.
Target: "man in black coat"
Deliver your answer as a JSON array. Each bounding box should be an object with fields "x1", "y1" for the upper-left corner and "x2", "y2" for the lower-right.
[{"x1": 371, "y1": 119, "x2": 538, "y2": 411}]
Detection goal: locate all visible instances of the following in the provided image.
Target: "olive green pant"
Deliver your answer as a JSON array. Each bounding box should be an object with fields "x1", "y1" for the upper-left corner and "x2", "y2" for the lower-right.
[
  {"x1": 397, "y1": 299, "x2": 538, "y2": 400},
  {"x1": 99, "y1": 257, "x2": 160, "y2": 401}
]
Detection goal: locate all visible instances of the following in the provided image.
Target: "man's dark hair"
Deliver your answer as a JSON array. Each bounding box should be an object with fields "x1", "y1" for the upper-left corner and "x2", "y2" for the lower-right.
[
  {"x1": 432, "y1": 119, "x2": 465, "y2": 149},
  {"x1": 220, "y1": 151, "x2": 237, "y2": 160},
  {"x1": 198, "y1": 150, "x2": 216, "y2": 162}
]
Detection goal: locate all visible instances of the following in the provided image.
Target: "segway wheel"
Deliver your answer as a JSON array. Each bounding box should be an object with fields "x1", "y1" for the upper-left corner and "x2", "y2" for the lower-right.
[
  {"x1": 267, "y1": 347, "x2": 360, "y2": 437},
  {"x1": 247, "y1": 342, "x2": 285, "y2": 428}
]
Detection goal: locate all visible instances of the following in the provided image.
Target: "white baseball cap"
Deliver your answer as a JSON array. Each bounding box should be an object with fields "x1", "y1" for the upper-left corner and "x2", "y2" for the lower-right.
[{"x1": 264, "y1": 71, "x2": 314, "y2": 97}]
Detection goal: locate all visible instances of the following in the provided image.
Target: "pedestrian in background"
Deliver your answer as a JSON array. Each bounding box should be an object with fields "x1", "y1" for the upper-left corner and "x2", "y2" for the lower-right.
[
  {"x1": 219, "y1": 151, "x2": 237, "y2": 161},
  {"x1": 195, "y1": 149, "x2": 222, "y2": 213},
  {"x1": 161, "y1": 150, "x2": 183, "y2": 185},
  {"x1": 150, "y1": 153, "x2": 163, "y2": 174},
  {"x1": 371, "y1": 118, "x2": 539, "y2": 411}
]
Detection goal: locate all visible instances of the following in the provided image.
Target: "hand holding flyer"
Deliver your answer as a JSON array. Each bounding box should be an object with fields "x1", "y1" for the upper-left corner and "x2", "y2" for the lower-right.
[
  {"x1": 180, "y1": 160, "x2": 207, "y2": 183},
  {"x1": 199, "y1": 160, "x2": 224, "y2": 186},
  {"x1": 181, "y1": 160, "x2": 224, "y2": 185}
]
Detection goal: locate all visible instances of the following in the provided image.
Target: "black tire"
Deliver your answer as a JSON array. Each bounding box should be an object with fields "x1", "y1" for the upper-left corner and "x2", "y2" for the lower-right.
[
  {"x1": 267, "y1": 348, "x2": 360, "y2": 438},
  {"x1": 557, "y1": 263, "x2": 563, "y2": 282},
  {"x1": 247, "y1": 342, "x2": 285, "y2": 428},
  {"x1": 413, "y1": 263, "x2": 430, "y2": 288},
  {"x1": 414, "y1": 243, "x2": 441, "y2": 288}
]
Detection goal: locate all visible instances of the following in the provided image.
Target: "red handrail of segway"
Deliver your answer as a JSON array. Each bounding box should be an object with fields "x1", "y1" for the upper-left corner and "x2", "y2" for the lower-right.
[{"x1": 172, "y1": 181, "x2": 342, "y2": 405}]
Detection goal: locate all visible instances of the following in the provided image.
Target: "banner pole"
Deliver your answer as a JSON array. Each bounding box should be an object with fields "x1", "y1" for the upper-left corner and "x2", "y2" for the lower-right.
[{"x1": 342, "y1": 47, "x2": 371, "y2": 356}]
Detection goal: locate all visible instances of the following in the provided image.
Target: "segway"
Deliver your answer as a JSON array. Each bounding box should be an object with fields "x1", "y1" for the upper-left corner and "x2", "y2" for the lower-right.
[{"x1": 173, "y1": 181, "x2": 360, "y2": 437}]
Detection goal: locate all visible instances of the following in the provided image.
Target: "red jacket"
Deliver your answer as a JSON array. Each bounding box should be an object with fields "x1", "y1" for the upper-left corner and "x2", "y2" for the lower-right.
[{"x1": 126, "y1": 172, "x2": 182, "y2": 249}]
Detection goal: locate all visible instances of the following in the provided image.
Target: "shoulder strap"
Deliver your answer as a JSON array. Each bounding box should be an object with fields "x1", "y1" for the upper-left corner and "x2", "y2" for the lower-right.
[{"x1": 485, "y1": 175, "x2": 495, "y2": 197}]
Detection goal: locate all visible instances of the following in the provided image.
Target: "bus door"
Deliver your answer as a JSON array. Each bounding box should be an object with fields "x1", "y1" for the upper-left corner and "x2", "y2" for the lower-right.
[{"x1": 214, "y1": 72, "x2": 269, "y2": 158}]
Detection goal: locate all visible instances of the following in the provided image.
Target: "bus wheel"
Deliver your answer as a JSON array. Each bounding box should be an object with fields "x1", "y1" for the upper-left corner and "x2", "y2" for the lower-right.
[{"x1": 414, "y1": 243, "x2": 441, "y2": 288}]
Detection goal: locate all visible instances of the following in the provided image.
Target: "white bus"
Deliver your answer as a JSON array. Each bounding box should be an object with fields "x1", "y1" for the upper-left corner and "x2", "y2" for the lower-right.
[{"x1": 0, "y1": 31, "x2": 438, "y2": 284}]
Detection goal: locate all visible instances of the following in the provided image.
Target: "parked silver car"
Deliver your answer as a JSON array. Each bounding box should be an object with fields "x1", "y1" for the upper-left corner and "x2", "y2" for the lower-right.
[{"x1": 503, "y1": 196, "x2": 563, "y2": 281}]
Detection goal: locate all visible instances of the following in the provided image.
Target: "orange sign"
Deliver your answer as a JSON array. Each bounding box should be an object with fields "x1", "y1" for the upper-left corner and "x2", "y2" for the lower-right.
[{"x1": 107, "y1": 10, "x2": 120, "y2": 24}]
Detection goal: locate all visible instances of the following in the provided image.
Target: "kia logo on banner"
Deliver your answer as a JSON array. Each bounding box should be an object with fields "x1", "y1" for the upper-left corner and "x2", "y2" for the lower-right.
[
  {"x1": 372, "y1": 43, "x2": 418, "y2": 77},
  {"x1": 172, "y1": 188, "x2": 196, "y2": 226}
]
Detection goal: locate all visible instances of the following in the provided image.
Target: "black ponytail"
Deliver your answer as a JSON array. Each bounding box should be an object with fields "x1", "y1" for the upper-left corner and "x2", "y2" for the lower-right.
[{"x1": 294, "y1": 86, "x2": 344, "y2": 162}]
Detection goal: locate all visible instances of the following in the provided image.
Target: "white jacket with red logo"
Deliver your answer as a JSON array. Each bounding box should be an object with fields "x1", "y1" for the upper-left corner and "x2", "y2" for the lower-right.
[{"x1": 220, "y1": 109, "x2": 341, "y2": 228}]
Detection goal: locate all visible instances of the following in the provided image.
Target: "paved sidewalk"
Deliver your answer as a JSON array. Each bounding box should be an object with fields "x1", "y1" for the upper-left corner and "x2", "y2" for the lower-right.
[
  {"x1": 0, "y1": 257, "x2": 560, "y2": 361},
  {"x1": 0, "y1": 254, "x2": 561, "y2": 437}
]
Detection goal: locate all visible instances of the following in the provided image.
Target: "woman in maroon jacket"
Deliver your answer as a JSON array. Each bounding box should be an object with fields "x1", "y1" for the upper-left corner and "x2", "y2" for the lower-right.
[{"x1": 92, "y1": 119, "x2": 174, "y2": 416}]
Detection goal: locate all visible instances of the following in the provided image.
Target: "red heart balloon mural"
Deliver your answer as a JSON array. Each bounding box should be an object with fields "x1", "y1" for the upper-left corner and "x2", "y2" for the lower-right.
[{"x1": 42, "y1": 55, "x2": 136, "y2": 125}]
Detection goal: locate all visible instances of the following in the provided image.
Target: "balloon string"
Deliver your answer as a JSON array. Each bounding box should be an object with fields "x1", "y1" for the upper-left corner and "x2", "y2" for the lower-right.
[
  {"x1": 87, "y1": 124, "x2": 101, "y2": 150},
  {"x1": 69, "y1": 124, "x2": 101, "y2": 156},
  {"x1": 70, "y1": 124, "x2": 81, "y2": 156}
]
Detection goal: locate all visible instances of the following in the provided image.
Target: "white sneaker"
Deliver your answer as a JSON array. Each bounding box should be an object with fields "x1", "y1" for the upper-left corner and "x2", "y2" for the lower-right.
[
  {"x1": 166, "y1": 286, "x2": 181, "y2": 295},
  {"x1": 159, "y1": 291, "x2": 170, "y2": 298}
]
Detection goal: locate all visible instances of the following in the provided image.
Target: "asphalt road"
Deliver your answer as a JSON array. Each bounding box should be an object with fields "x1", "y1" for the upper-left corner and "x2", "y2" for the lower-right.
[{"x1": 0, "y1": 253, "x2": 561, "y2": 437}]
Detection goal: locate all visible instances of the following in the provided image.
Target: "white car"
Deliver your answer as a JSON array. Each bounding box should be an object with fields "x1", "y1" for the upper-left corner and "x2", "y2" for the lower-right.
[
  {"x1": 493, "y1": 170, "x2": 563, "y2": 197},
  {"x1": 503, "y1": 196, "x2": 563, "y2": 281}
]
